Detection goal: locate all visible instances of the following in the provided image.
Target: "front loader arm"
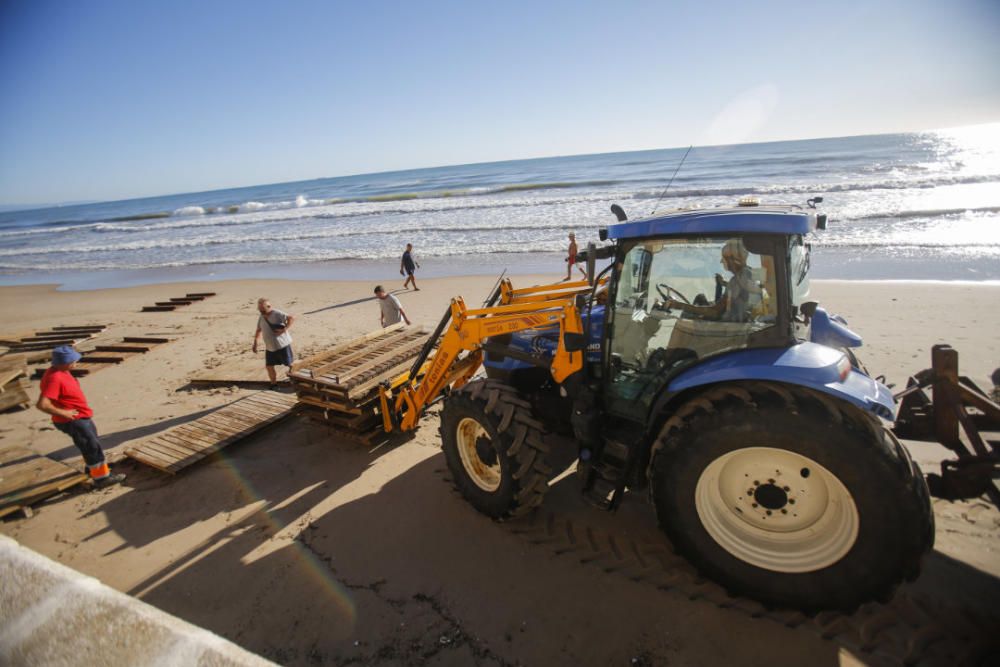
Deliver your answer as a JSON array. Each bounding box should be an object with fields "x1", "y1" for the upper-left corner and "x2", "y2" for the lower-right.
[{"x1": 380, "y1": 290, "x2": 587, "y2": 433}]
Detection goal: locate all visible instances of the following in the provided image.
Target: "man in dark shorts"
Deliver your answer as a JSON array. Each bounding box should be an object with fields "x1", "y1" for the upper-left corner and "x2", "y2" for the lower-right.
[
  {"x1": 36, "y1": 345, "x2": 126, "y2": 488},
  {"x1": 400, "y1": 243, "x2": 420, "y2": 290},
  {"x1": 252, "y1": 297, "x2": 295, "y2": 388}
]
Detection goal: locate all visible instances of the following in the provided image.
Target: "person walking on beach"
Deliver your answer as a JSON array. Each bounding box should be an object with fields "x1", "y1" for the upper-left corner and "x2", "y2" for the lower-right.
[
  {"x1": 252, "y1": 297, "x2": 295, "y2": 388},
  {"x1": 36, "y1": 346, "x2": 126, "y2": 488},
  {"x1": 565, "y1": 232, "x2": 586, "y2": 281},
  {"x1": 400, "y1": 243, "x2": 420, "y2": 290},
  {"x1": 375, "y1": 285, "x2": 411, "y2": 327}
]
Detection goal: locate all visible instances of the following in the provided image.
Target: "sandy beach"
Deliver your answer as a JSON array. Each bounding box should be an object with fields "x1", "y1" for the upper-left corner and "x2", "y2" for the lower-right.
[{"x1": 1, "y1": 274, "x2": 999, "y2": 666}]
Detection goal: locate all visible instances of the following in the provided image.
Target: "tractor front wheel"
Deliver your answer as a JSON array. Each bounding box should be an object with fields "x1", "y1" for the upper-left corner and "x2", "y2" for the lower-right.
[
  {"x1": 650, "y1": 382, "x2": 933, "y2": 612},
  {"x1": 440, "y1": 379, "x2": 551, "y2": 519}
]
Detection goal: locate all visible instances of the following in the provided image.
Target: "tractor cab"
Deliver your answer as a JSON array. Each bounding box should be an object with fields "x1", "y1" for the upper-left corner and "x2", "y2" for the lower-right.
[{"x1": 599, "y1": 205, "x2": 821, "y2": 421}]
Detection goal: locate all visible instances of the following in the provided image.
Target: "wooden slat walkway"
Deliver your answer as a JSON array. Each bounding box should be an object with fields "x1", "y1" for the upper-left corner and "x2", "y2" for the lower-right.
[
  {"x1": 124, "y1": 391, "x2": 298, "y2": 474},
  {"x1": 0, "y1": 446, "x2": 89, "y2": 518}
]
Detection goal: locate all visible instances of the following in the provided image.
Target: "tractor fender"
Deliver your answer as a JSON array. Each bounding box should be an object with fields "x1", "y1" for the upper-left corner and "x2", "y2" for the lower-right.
[{"x1": 665, "y1": 342, "x2": 895, "y2": 420}]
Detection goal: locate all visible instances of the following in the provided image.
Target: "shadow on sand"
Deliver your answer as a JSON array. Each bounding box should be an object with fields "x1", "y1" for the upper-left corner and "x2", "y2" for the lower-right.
[{"x1": 75, "y1": 420, "x2": 880, "y2": 666}]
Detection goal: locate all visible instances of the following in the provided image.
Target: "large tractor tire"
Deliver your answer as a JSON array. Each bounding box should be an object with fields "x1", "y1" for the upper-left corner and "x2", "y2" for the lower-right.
[
  {"x1": 650, "y1": 382, "x2": 933, "y2": 612},
  {"x1": 440, "y1": 378, "x2": 551, "y2": 519}
]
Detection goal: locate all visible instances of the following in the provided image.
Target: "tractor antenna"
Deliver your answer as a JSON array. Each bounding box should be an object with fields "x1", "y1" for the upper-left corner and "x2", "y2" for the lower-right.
[{"x1": 651, "y1": 145, "x2": 693, "y2": 215}]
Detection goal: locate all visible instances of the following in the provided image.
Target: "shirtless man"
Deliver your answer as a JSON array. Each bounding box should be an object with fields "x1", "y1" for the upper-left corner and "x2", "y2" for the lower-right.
[{"x1": 564, "y1": 232, "x2": 587, "y2": 281}]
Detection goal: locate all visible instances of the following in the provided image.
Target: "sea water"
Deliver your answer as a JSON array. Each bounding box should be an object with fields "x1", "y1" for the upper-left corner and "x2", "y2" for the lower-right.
[{"x1": 1, "y1": 124, "x2": 998, "y2": 289}]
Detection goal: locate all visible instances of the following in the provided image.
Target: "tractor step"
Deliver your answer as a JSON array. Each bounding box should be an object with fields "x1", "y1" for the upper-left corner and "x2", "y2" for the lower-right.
[{"x1": 582, "y1": 439, "x2": 632, "y2": 510}]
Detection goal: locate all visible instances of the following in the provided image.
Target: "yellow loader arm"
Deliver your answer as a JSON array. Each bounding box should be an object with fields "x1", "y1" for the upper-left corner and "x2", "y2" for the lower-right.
[{"x1": 379, "y1": 277, "x2": 602, "y2": 433}]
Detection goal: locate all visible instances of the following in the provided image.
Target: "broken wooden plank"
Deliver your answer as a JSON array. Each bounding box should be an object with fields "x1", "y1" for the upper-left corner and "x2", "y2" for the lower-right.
[
  {"x1": 0, "y1": 446, "x2": 89, "y2": 516},
  {"x1": 0, "y1": 354, "x2": 28, "y2": 387},
  {"x1": 0, "y1": 379, "x2": 32, "y2": 412}
]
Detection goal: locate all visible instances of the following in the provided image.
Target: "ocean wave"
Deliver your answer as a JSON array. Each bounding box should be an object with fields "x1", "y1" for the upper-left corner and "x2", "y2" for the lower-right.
[
  {"x1": 0, "y1": 180, "x2": 628, "y2": 232},
  {"x1": 0, "y1": 246, "x2": 565, "y2": 272},
  {"x1": 0, "y1": 220, "x2": 609, "y2": 258},
  {"x1": 631, "y1": 173, "x2": 1000, "y2": 201},
  {"x1": 846, "y1": 205, "x2": 1000, "y2": 222}
]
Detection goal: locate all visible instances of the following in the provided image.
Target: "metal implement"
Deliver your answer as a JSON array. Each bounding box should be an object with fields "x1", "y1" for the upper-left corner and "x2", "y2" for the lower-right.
[{"x1": 894, "y1": 344, "x2": 1000, "y2": 506}]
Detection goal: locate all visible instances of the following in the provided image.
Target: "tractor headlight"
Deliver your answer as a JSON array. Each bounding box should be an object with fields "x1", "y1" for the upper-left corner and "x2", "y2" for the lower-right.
[{"x1": 836, "y1": 354, "x2": 851, "y2": 382}]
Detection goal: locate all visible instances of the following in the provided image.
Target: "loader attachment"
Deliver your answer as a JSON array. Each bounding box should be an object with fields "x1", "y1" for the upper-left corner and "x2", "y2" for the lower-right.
[{"x1": 894, "y1": 344, "x2": 1000, "y2": 506}]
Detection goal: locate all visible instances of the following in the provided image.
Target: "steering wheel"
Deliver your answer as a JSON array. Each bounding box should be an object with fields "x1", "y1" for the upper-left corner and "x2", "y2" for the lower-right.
[{"x1": 656, "y1": 283, "x2": 690, "y2": 306}]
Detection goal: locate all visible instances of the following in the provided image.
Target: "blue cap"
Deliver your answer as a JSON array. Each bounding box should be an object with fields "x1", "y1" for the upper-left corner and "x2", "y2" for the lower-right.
[{"x1": 52, "y1": 345, "x2": 82, "y2": 366}]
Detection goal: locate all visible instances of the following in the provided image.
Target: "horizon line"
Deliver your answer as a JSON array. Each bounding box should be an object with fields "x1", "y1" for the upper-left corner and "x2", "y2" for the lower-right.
[{"x1": 3, "y1": 120, "x2": 997, "y2": 215}]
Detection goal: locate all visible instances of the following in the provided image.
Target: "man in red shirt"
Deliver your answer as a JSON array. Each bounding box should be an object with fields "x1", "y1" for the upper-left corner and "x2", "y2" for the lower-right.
[{"x1": 36, "y1": 346, "x2": 125, "y2": 488}]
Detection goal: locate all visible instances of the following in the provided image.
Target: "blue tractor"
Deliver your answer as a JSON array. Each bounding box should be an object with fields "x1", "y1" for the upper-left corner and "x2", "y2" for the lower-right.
[{"x1": 430, "y1": 200, "x2": 933, "y2": 612}]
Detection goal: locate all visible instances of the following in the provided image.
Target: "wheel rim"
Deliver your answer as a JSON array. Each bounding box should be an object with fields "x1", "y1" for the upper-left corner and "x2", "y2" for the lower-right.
[
  {"x1": 694, "y1": 446, "x2": 860, "y2": 573},
  {"x1": 456, "y1": 417, "x2": 501, "y2": 492}
]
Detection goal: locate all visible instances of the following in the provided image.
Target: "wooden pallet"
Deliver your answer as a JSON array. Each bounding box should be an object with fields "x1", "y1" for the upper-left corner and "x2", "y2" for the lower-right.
[
  {"x1": 289, "y1": 324, "x2": 431, "y2": 441},
  {"x1": 0, "y1": 446, "x2": 89, "y2": 518},
  {"x1": 290, "y1": 324, "x2": 430, "y2": 399},
  {"x1": 124, "y1": 391, "x2": 298, "y2": 474},
  {"x1": 141, "y1": 292, "x2": 217, "y2": 312},
  {"x1": 300, "y1": 406, "x2": 392, "y2": 446}
]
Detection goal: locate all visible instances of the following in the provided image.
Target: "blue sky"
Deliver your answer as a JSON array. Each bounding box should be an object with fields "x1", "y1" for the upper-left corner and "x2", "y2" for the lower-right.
[{"x1": 1, "y1": 0, "x2": 998, "y2": 206}]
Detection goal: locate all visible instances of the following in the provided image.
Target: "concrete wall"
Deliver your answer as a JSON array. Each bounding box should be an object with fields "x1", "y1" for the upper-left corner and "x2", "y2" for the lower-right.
[{"x1": 0, "y1": 535, "x2": 275, "y2": 666}]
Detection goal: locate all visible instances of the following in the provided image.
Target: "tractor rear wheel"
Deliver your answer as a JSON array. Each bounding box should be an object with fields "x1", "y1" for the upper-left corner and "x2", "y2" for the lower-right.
[
  {"x1": 440, "y1": 379, "x2": 551, "y2": 519},
  {"x1": 650, "y1": 382, "x2": 933, "y2": 612}
]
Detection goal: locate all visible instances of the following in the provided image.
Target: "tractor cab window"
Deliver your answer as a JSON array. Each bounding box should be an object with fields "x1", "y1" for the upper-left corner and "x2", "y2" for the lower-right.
[{"x1": 607, "y1": 236, "x2": 779, "y2": 417}]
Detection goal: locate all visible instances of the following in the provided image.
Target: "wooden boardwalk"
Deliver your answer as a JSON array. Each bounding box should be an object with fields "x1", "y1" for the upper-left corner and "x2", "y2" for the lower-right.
[
  {"x1": 124, "y1": 391, "x2": 298, "y2": 474},
  {"x1": 0, "y1": 446, "x2": 89, "y2": 518}
]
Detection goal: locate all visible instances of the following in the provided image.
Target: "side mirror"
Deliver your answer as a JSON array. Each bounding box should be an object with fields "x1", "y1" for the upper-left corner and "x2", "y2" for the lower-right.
[
  {"x1": 611, "y1": 204, "x2": 628, "y2": 221},
  {"x1": 586, "y1": 242, "x2": 596, "y2": 285}
]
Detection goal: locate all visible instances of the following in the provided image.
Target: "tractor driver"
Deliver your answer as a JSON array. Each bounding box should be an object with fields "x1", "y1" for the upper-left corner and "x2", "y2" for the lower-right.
[{"x1": 662, "y1": 238, "x2": 760, "y2": 323}]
